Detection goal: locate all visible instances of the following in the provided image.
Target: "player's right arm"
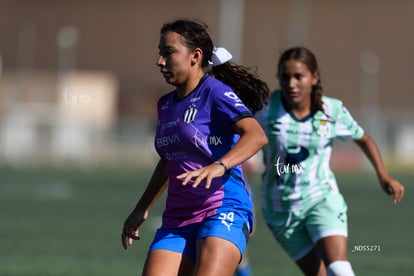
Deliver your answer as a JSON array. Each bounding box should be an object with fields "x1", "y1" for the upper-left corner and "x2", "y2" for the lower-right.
[{"x1": 121, "y1": 159, "x2": 168, "y2": 249}]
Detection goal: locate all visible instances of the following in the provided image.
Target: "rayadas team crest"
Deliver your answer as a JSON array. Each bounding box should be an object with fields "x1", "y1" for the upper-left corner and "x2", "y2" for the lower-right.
[{"x1": 184, "y1": 104, "x2": 198, "y2": 124}]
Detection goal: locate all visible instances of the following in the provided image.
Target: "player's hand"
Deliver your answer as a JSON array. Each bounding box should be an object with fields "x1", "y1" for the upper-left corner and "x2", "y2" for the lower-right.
[
  {"x1": 380, "y1": 176, "x2": 404, "y2": 204},
  {"x1": 121, "y1": 209, "x2": 148, "y2": 249},
  {"x1": 177, "y1": 162, "x2": 226, "y2": 189}
]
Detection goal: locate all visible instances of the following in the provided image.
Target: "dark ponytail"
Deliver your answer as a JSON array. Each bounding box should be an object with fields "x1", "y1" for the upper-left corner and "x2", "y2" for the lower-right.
[{"x1": 212, "y1": 63, "x2": 270, "y2": 114}]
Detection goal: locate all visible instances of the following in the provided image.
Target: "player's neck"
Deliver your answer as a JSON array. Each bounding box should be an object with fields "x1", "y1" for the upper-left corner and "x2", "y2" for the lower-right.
[
  {"x1": 176, "y1": 71, "x2": 206, "y2": 97},
  {"x1": 291, "y1": 102, "x2": 311, "y2": 120}
]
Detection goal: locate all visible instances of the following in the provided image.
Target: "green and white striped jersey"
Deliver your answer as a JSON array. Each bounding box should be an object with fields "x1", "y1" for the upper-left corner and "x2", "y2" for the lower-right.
[{"x1": 258, "y1": 90, "x2": 364, "y2": 212}]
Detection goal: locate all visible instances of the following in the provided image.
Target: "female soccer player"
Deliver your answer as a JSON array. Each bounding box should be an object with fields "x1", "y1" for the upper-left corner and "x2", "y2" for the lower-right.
[
  {"x1": 258, "y1": 46, "x2": 404, "y2": 275},
  {"x1": 121, "y1": 19, "x2": 269, "y2": 276}
]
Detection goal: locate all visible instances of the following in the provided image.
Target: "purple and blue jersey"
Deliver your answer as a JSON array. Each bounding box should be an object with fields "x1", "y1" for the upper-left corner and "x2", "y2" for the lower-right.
[{"x1": 155, "y1": 75, "x2": 254, "y2": 228}]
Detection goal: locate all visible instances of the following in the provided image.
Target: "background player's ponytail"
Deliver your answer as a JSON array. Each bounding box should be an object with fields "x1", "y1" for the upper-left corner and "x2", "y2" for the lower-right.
[{"x1": 160, "y1": 19, "x2": 269, "y2": 114}]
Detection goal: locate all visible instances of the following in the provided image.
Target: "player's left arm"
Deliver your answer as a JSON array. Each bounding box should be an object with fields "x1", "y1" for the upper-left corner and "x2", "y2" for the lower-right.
[
  {"x1": 354, "y1": 134, "x2": 404, "y2": 204},
  {"x1": 178, "y1": 117, "x2": 268, "y2": 189}
]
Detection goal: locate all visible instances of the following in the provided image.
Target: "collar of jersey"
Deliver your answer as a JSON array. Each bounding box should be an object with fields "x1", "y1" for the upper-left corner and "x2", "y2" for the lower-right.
[
  {"x1": 173, "y1": 73, "x2": 209, "y2": 102},
  {"x1": 278, "y1": 93, "x2": 314, "y2": 122}
]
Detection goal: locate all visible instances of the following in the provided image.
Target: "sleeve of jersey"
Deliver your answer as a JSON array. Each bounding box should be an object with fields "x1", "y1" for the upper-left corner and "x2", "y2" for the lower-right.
[
  {"x1": 211, "y1": 88, "x2": 253, "y2": 126},
  {"x1": 334, "y1": 103, "x2": 364, "y2": 141}
]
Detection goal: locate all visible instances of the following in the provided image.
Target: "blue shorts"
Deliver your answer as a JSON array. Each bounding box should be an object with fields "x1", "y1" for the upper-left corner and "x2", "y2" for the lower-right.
[{"x1": 149, "y1": 208, "x2": 252, "y2": 260}]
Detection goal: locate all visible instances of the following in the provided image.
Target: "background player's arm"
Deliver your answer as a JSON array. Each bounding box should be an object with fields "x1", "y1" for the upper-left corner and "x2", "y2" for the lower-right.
[{"x1": 354, "y1": 134, "x2": 404, "y2": 203}]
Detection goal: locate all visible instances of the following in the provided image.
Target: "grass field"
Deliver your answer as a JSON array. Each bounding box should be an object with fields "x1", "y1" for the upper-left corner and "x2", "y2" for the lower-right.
[{"x1": 0, "y1": 167, "x2": 412, "y2": 275}]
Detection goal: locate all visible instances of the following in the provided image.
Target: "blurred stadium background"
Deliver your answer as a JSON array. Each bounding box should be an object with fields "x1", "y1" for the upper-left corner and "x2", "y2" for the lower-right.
[
  {"x1": 0, "y1": 0, "x2": 413, "y2": 275},
  {"x1": 0, "y1": 0, "x2": 413, "y2": 169}
]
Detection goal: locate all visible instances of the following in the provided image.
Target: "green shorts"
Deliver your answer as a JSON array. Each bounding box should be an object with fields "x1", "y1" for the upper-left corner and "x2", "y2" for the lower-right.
[{"x1": 263, "y1": 192, "x2": 348, "y2": 261}]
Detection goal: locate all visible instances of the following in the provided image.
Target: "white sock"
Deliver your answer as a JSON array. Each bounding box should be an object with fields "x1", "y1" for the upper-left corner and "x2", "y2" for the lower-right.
[{"x1": 327, "y1": 261, "x2": 355, "y2": 276}]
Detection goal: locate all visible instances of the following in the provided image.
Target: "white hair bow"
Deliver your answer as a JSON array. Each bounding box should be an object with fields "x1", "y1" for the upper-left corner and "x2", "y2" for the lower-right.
[{"x1": 210, "y1": 47, "x2": 232, "y2": 67}]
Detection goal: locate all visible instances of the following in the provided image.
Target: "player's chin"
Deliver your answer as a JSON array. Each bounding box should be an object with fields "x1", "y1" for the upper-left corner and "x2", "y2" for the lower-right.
[
  {"x1": 282, "y1": 93, "x2": 299, "y2": 105},
  {"x1": 165, "y1": 78, "x2": 178, "y2": 86},
  {"x1": 284, "y1": 96, "x2": 301, "y2": 107},
  {"x1": 161, "y1": 74, "x2": 175, "y2": 84}
]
